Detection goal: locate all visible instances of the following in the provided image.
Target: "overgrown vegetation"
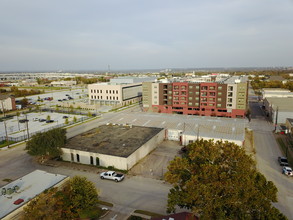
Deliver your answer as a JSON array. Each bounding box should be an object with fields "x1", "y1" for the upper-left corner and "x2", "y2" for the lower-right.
[
  {"x1": 10, "y1": 86, "x2": 43, "y2": 97},
  {"x1": 250, "y1": 77, "x2": 293, "y2": 91},
  {"x1": 22, "y1": 176, "x2": 102, "y2": 220},
  {"x1": 25, "y1": 128, "x2": 66, "y2": 160},
  {"x1": 165, "y1": 139, "x2": 287, "y2": 219}
]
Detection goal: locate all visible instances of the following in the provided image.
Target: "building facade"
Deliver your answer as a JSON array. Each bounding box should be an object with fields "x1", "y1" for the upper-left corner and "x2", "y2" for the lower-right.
[
  {"x1": 143, "y1": 79, "x2": 248, "y2": 118},
  {"x1": 0, "y1": 95, "x2": 16, "y2": 112},
  {"x1": 88, "y1": 77, "x2": 156, "y2": 106}
]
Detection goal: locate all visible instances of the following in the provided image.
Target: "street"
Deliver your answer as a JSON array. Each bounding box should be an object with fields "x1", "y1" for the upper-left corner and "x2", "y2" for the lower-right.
[{"x1": 249, "y1": 101, "x2": 293, "y2": 219}]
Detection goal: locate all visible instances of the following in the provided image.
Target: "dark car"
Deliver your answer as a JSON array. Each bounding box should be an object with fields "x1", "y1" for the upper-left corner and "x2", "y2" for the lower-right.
[
  {"x1": 58, "y1": 99, "x2": 62, "y2": 102},
  {"x1": 46, "y1": 120, "x2": 54, "y2": 123},
  {"x1": 278, "y1": 156, "x2": 289, "y2": 166},
  {"x1": 62, "y1": 116, "x2": 68, "y2": 119},
  {"x1": 68, "y1": 97, "x2": 74, "y2": 100},
  {"x1": 19, "y1": 119, "x2": 29, "y2": 123},
  {"x1": 39, "y1": 119, "x2": 46, "y2": 122}
]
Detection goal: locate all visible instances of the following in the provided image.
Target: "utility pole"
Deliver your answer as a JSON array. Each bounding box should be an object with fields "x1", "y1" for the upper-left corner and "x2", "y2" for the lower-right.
[
  {"x1": 1, "y1": 101, "x2": 9, "y2": 147},
  {"x1": 274, "y1": 106, "x2": 279, "y2": 132},
  {"x1": 25, "y1": 114, "x2": 30, "y2": 140}
]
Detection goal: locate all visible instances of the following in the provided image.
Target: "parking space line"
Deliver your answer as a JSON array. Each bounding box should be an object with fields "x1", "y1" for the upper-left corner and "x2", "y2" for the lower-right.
[{"x1": 143, "y1": 120, "x2": 150, "y2": 126}]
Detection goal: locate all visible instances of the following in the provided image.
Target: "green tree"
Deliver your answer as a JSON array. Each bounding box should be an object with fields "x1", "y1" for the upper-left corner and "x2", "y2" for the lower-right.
[
  {"x1": 73, "y1": 116, "x2": 77, "y2": 123},
  {"x1": 165, "y1": 139, "x2": 287, "y2": 220},
  {"x1": 46, "y1": 115, "x2": 51, "y2": 121},
  {"x1": 22, "y1": 176, "x2": 99, "y2": 220},
  {"x1": 65, "y1": 118, "x2": 69, "y2": 124},
  {"x1": 25, "y1": 128, "x2": 66, "y2": 159},
  {"x1": 20, "y1": 97, "x2": 29, "y2": 107}
]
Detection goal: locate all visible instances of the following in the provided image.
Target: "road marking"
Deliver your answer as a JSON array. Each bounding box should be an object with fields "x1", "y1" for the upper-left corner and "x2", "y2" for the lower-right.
[
  {"x1": 111, "y1": 214, "x2": 117, "y2": 220},
  {"x1": 117, "y1": 117, "x2": 124, "y2": 121},
  {"x1": 143, "y1": 120, "x2": 150, "y2": 126},
  {"x1": 132, "y1": 118, "x2": 137, "y2": 122}
]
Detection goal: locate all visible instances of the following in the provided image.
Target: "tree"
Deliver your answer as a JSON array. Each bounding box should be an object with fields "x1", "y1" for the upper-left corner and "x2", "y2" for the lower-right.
[
  {"x1": 22, "y1": 176, "x2": 99, "y2": 220},
  {"x1": 46, "y1": 115, "x2": 51, "y2": 121},
  {"x1": 25, "y1": 128, "x2": 66, "y2": 159},
  {"x1": 165, "y1": 139, "x2": 287, "y2": 220},
  {"x1": 73, "y1": 116, "x2": 77, "y2": 123}
]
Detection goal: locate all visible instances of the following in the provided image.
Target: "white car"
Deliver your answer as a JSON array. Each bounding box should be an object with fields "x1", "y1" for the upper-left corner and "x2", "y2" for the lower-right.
[
  {"x1": 282, "y1": 166, "x2": 293, "y2": 177},
  {"x1": 100, "y1": 171, "x2": 124, "y2": 182}
]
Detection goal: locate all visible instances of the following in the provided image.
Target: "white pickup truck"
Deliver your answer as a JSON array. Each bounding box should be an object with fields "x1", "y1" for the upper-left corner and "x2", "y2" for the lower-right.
[{"x1": 100, "y1": 171, "x2": 124, "y2": 182}]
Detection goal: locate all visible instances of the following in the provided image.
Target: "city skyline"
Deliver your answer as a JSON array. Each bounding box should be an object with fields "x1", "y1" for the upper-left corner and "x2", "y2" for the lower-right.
[{"x1": 1, "y1": 0, "x2": 293, "y2": 72}]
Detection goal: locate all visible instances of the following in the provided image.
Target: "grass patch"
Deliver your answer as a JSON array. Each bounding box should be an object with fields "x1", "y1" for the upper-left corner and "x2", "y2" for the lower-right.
[
  {"x1": 2, "y1": 178, "x2": 13, "y2": 183},
  {"x1": 78, "y1": 206, "x2": 108, "y2": 219},
  {"x1": 127, "y1": 216, "x2": 145, "y2": 220},
  {"x1": 276, "y1": 137, "x2": 293, "y2": 166},
  {"x1": 0, "y1": 140, "x2": 15, "y2": 148},
  {"x1": 133, "y1": 210, "x2": 163, "y2": 218},
  {"x1": 97, "y1": 200, "x2": 114, "y2": 207}
]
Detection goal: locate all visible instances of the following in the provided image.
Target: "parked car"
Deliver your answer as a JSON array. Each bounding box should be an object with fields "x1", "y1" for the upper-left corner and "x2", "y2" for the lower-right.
[
  {"x1": 58, "y1": 99, "x2": 62, "y2": 102},
  {"x1": 100, "y1": 171, "x2": 124, "y2": 182},
  {"x1": 39, "y1": 119, "x2": 46, "y2": 122},
  {"x1": 68, "y1": 97, "x2": 74, "y2": 100},
  {"x1": 282, "y1": 166, "x2": 293, "y2": 177},
  {"x1": 33, "y1": 118, "x2": 39, "y2": 121},
  {"x1": 19, "y1": 119, "x2": 29, "y2": 123},
  {"x1": 278, "y1": 157, "x2": 289, "y2": 166},
  {"x1": 46, "y1": 120, "x2": 54, "y2": 123},
  {"x1": 65, "y1": 94, "x2": 69, "y2": 96},
  {"x1": 63, "y1": 116, "x2": 68, "y2": 119}
]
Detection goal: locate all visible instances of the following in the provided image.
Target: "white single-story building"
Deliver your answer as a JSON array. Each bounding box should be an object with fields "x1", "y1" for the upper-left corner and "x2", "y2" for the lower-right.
[
  {"x1": 50, "y1": 80, "x2": 77, "y2": 87},
  {"x1": 61, "y1": 124, "x2": 165, "y2": 170}
]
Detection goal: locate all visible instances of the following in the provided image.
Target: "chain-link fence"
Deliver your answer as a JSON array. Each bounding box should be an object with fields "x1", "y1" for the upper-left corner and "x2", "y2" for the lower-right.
[{"x1": 0, "y1": 116, "x2": 88, "y2": 143}]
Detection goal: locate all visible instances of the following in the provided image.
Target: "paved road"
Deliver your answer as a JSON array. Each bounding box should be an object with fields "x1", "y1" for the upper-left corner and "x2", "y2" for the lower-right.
[{"x1": 249, "y1": 101, "x2": 293, "y2": 219}]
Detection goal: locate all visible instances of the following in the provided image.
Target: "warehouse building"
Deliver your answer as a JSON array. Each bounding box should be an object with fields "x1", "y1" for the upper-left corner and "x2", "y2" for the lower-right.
[
  {"x1": 0, "y1": 170, "x2": 68, "y2": 220},
  {"x1": 261, "y1": 88, "x2": 293, "y2": 99},
  {"x1": 264, "y1": 97, "x2": 293, "y2": 124},
  {"x1": 61, "y1": 124, "x2": 164, "y2": 170}
]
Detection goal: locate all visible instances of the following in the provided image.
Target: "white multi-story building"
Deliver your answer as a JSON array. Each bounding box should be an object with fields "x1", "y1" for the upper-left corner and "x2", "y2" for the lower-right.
[
  {"x1": 88, "y1": 77, "x2": 156, "y2": 106},
  {"x1": 0, "y1": 95, "x2": 16, "y2": 112}
]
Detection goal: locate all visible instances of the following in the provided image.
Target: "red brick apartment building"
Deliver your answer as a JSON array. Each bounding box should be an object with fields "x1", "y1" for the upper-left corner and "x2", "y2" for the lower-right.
[{"x1": 142, "y1": 78, "x2": 248, "y2": 118}]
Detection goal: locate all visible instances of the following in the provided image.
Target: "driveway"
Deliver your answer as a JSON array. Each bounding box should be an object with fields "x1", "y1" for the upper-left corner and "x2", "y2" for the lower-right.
[
  {"x1": 249, "y1": 101, "x2": 293, "y2": 219},
  {"x1": 129, "y1": 140, "x2": 181, "y2": 179}
]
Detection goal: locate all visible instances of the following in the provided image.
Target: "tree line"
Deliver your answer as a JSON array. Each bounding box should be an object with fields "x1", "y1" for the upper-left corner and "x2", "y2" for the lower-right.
[{"x1": 250, "y1": 77, "x2": 293, "y2": 91}]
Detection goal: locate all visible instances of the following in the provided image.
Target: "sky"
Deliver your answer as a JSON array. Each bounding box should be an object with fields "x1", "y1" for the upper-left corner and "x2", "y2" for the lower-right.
[{"x1": 0, "y1": 0, "x2": 293, "y2": 72}]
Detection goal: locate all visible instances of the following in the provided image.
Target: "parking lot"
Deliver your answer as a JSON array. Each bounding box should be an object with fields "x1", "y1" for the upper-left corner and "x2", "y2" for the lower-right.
[{"x1": 0, "y1": 112, "x2": 85, "y2": 139}]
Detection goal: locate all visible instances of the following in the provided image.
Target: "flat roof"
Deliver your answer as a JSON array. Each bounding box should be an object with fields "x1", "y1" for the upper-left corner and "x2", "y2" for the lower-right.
[
  {"x1": 0, "y1": 170, "x2": 67, "y2": 219},
  {"x1": 265, "y1": 97, "x2": 293, "y2": 111},
  {"x1": 105, "y1": 112, "x2": 246, "y2": 142},
  {"x1": 64, "y1": 125, "x2": 163, "y2": 157}
]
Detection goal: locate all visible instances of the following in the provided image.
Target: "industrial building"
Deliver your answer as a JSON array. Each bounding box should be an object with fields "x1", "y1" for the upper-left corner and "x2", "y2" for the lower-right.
[
  {"x1": 142, "y1": 76, "x2": 248, "y2": 118},
  {"x1": 88, "y1": 77, "x2": 156, "y2": 106},
  {"x1": 261, "y1": 88, "x2": 293, "y2": 99},
  {"x1": 61, "y1": 124, "x2": 164, "y2": 170},
  {"x1": 263, "y1": 97, "x2": 293, "y2": 124},
  {"x1": 0, "y1": 170, "x2": 68, "y2": 220},
  {"x1": 105, "y1": 112, "x2": 246, "y2": 146}
]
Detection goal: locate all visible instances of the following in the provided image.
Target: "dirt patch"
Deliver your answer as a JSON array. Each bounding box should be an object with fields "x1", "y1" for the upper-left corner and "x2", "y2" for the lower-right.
[
  {"x1": 129, "y1": 140, "x2": 181, "y2": 180},
  {"x1": 244, "y1": 128, "x2": 255, "y2": 160}
]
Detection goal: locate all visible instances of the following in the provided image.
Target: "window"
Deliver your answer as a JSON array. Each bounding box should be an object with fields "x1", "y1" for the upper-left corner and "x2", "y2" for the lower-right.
[
  {"x1": 168, "y1": 91, "x2": 172, "y2": 94},
  {"x1": 154, "y1": 96, "x2": 157, "y2": 99},
  {"x1": 196, "y1": 86, "x2": 200, "y2": 89},
  {"x1": 218, "y1": 92, "x2": 222, "y2": 96},
  {"x1": 116, "y1": 90, "x2": 118, "y2": 94},
  {"x1": 116, "y1": 97, "x2": 118, "y2": 100},
  {"x1": 189, "y1": 85, "x2": 193, "y2": 89},
  {"x1": 91, "y1": 95, "x2": 93, "y2": 99},
  {"x1": 90, "y1": 156, "x2": 94, "y2": 165},
  {"x1": 181, "y1": 86, "x2": 186, "y2": 90},
  {"x1": 180, "y1": 97, "x2": 186, "y2": 100},
  {"x1": 97, "y1": 90, "x2": 99, "y2": 93},
  {"x1": 188, "y1": 102, "x2": 192, "y2": 106},
  {"x1": 109, "y1": 90, "x2": 111, "y2": 94},
  {"x1": 71, "y1": 153, "x2": 74, "y2": 161},
  {"x1": 181, "y1": 102, "x2": 186, "y2": 105},
  {"x1": 174, "y1": 91, "x2": 179, "y2": 95},
  {"x1": 218, "y1": 86, "x2": 222, "y2": 90},
  {"x1": 106, "y1": 90, "x2": 108, "y2": 93},
  {"x1": 209, "y1": 86, "x2": 215, "y2": 90},
  {"x1": 169, "y1": 96, "x2": 172, "y2": 99},
  {"x1": 195, "y1": 92, "x2": 199, "y2": 95},
  {"x1": 91, "y1": 89, "x2": 93, "y2": 93},
  {"x1": 100, "y1": 90, "x2": 102, "y2": 93},
  {"x1": 201, "y1": 86, "x2": 208, "y2": 90},
  {"x1": 195, "y1": 97, "x2": 199, "y2": 100},
  {"x1": 188, "y1": 97, "x2": 192, "y2": 100},
  {"x1": 76, "y1": 154, "x2": 80, "y2": 162},
  {"x1": 217, "y1": 98, "x2": 222, "y2": 101},
  {"x1": 106, "y1": 96, "x2": 108, "y2": 100},
  {"x1": 189, "y1": 91, "x2": 193, "y2": 94},
  {"x1": 217, "y1": 104, "x2": 221, "y2": 107}
]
